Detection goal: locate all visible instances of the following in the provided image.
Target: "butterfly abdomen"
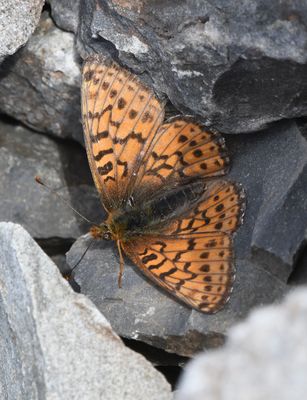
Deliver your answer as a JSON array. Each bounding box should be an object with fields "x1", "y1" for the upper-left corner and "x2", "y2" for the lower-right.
[
  {"x1": 113, "y1": 180, "x2": 207, "y2": 238},
  {"x1": 147, "y1": 180, "x2": 206, "y2": 222}
]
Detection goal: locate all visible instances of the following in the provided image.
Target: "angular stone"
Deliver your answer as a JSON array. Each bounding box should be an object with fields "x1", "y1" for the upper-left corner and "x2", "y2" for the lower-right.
[
  {"x1": 77, "y1": 0, "x2": 307, "y2": 133},
  {"x1": 0, "y1": 222, "x2": 172, "y2": 400},
  {"x1": 289, "y1": 244, "x2": 307, "y2": 285},
  {"x1": 0, "y1": 120, "x2": 101, "y2": 240},
  {"x1": 67, "y1": 120, "x2": 307, "y2": 356},
  {"x1": 177, "y1": 288, "x2": 307, "y2": 400},
  {"x1": 47, "y1": 0, "x2": 80, "y2": 33},
  {"x1": 227, "y1": 120, "x2": 307, "y2": 281},
  {"x1": 0, "y1": 0, "x2": 44, "y2": 61},
  {"x1": 67, "y1": 234, "x2": 286, "y2": 357},
  {"x1": 0, "y1": 14, "x2": 82, "y2": 142}
]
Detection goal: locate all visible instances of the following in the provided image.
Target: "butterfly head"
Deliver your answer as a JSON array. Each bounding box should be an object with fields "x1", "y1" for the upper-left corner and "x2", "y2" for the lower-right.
[{"x1": 90, "y1": 223, "x2": 113, "y2": 241}]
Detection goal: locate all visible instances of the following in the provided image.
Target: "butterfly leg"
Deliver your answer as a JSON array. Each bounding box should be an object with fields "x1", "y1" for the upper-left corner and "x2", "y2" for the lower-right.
[{"x1": 117, "y1": 240, "x2": 125, "y2": 288}]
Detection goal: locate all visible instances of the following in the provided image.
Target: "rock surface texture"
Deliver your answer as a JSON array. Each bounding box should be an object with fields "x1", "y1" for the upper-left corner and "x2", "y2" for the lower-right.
[
  {"x1": 0, "y1": 120, "x2": 100, "y2": 240},
  {"x1": 76, "y1": 0, "x2": 307, "y2": 133},
  {"x1": 0, "y1": 14, "x2": 83, "y2": 142},
  {"x1": 0, "y1": 0, "x2": 44, "y2": 61},
  {"x1": 177, "y1": 287, "x2": 307, "y2": 400},
  {"x1": 0, "y1": 222, "x2": 172, "y2": 400},
  {"x1": 47, "y1": 0, "x2": 80, "y2": 33},
  {"x1": 0, "y1": 0, "x2": 306, "y2": 385}
]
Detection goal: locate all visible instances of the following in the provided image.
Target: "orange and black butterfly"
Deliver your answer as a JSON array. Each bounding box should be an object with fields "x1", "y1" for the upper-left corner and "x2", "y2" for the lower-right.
[{"x1": 81, "y1": 54, "x2": 245, "y2": 313}]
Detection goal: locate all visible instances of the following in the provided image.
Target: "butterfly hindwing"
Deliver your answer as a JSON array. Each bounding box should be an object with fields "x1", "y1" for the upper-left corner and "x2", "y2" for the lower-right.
[
  {"x1": 123, "y1": 232, "x2": 234, "y2": 313},
  {"x1": 165, "y1": 180, "x2": 245, "y2": 236},
  {"x1": 123, "y1": 181, "x2": 245, "y2": 312}
]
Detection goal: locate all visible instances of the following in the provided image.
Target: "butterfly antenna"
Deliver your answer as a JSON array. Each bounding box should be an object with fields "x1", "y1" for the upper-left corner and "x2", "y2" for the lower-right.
[
  {"x1": 117, "y1": 240, "x2": 125, "y2": 288},
  {"x1": 70, "y1": 238, "x2": 95, "y2": 275},
  {"x1": 35, "y1": 176, "x2": 98, "y2": 226}
]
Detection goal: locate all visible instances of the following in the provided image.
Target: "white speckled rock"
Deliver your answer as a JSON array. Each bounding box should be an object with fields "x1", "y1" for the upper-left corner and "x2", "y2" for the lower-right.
[
  {"x1": 177, "y1": 287, "x2": 307, "y2": 400},
  {"x1": 0, "y1": 0, "x2": 44, "y2": 60},
  {"x1": 0, "y1": 222, "x2": 172, "y2": 400}
]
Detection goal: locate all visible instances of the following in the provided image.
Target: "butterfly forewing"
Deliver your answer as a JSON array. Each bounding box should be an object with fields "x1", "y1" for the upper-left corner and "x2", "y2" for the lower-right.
[
  {"x1": 82, "y1": 55, "x2": 164, "y2": 210},
  {"x1": 82, "y1": 56, "x2": 245, "y2": 313}
]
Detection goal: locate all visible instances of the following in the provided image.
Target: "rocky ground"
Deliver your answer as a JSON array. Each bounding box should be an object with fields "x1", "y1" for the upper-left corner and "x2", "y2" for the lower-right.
[{"x1": 0, "y1": 1, "x2": 306, "y2": 398}]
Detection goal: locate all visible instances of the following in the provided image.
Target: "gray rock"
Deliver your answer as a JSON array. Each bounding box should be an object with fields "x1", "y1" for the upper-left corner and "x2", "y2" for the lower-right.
[
  {"x1": 77, "y1": 0, "x2": 307, "y2": 133},
  {"x1": 0, "y1": 222, "x2": 172, "y2": 400},
  {"x1": 0, "y1": 120, "x2": 101, "y2": 240},
  {"x1": 289, "y1": 247, "x2": 307, "y2": 286},
  {"x1": 0, "y1": 0, "x2": 44, "y2": 61},
  {"x1": 47, "y1": 0, "x2": 80, "y2": 33},
  {"x1": 67, "y1": 119, "x2": 307, "y2": 356},
  {"x1": 176, "y1": 287, "x2": 307, "y2": 400},
  {"x1": 227, "y1": 120, "x2": 307, "y2": 281},
  {"x1": 0, "y1": 14, "x2": 83, "y2": 142},
  {"x1": 67, "y1": 235, "x2": 286, "y2": 357}
]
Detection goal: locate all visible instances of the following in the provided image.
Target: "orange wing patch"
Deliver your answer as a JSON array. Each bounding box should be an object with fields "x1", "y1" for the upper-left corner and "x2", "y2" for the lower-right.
[
  {"x1": 82, "y1": 55, "x2": 165, "y2": 210},
  {"x1": 166, "y1": 181, "x2": 245, "y2": 236},
  {"x1": 123, "y1": 180, "x2": 244, "y2": 313},
  {"x1": 132, "y1": 117, "x2": 229, "y2": 199},
  {"x1": 123, "y1": 232, "x2": 234, "y2": 313}
]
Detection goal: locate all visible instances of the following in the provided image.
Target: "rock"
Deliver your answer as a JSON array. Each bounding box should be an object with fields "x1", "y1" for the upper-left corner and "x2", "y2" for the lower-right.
[
  {"x1": 0, "y1": 222, "x2": 172, "y2": 400},
  {"x1": 77, "y1": 0, "x2": 307, "y2": 133},
  {"x1": 176, "y1": 287, "x2": 307, "y2": 400},
  {"x1": 67, "y1": 119, "x2": 307, "y2": 356},
  {"x1": 0, "y1": 14, "x2": 83, "y2": 142},
  {"x1": 227, "y1": 120, "x2": 307, "y2": 281},
  {"x1": 0, "y1": 120, "x2": 101, "y2": 240},
  {"x1": 289, "y1": 247, "x2": 307, "y2": 285},
  {"x1": 47, "y1": 0, "x2": 80, "y2": 33},
  {"x1": 0, "y1": 0, "x2": 44, "y2": 61},
  {"x1": 67, "y1": 235, "x2": 286, "y2": 357}
]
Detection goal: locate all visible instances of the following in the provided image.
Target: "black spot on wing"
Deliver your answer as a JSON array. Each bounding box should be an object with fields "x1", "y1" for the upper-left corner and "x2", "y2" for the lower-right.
[
  {"x1": 94, "y1": 148, "x2": 113, "y2": 161},
  {"x1": 142, "y1": 253, "x2": 158, "y2": 264},
  {"x1": 117, "y1": 159, "x2": 128, "y2": 177},
  {"x1": 98, "y1": 162, "x2": 113, "y2": 175},
  {"x1": 84, "y1": 70, "x2": 94, "y2": 82}
]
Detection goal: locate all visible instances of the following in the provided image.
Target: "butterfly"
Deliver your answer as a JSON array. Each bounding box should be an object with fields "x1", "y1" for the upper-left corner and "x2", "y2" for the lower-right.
[{"x1": 81, "y1": 54, "x2": 245, "y2": 313}]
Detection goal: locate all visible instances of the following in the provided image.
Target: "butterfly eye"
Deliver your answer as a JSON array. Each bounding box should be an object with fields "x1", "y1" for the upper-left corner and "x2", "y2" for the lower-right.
[
  {"x1": 128, "y1": 196, "x2": 135, "y2": 208},
  {"x1": 103, "y1": 232, "x2": 112, "y2": 241}
]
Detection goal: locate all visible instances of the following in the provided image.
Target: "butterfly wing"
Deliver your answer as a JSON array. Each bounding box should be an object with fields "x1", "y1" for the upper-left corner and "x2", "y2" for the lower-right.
[
  {"x1": 164, "y1": 180, "x2": 245, "y2": 236},
  {"x1": 123, "y1": 181, "x2": 245, "y2": 313},
  {"x1": 82, "y1": 55, "x2": 164, "y2": 211},
  {"x1": 82, "y1": 56, "x2": 246, "y2": 312},
  {"x1": 82, "y1": 56, "x2": 229, "y2": 211},
  {"x1": 130, "y1": 116, "x2": 230, "y2": 204}
]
